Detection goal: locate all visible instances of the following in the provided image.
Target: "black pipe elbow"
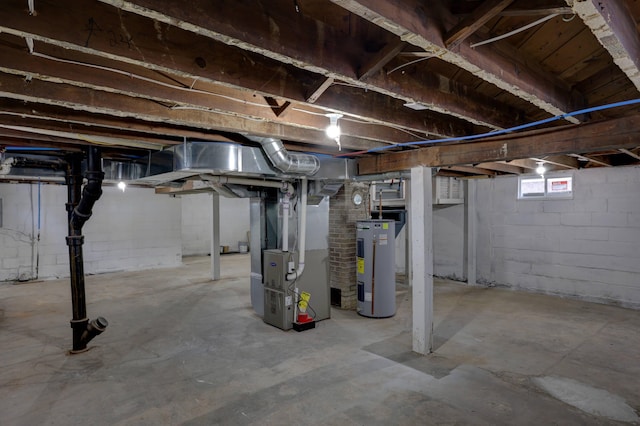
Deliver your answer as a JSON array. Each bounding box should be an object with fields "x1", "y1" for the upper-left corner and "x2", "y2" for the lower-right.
[
  {"x1": 70, "y1": 150, "x2": 104, "y2": 231},
  {"x1": 82, "y1": 317, "x2": 108, "y2": 345},
  {"x1": 70, "y1": 317, "x2": 108, "y2": 353}
]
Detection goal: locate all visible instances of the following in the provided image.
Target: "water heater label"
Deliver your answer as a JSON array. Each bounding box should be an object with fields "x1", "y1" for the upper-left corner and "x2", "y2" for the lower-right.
[
  {"x1": 364, "y1": 292, "x2": 372, "y2": 302},
  {"x1": 379, "y1": 234, "x2": 388, "y2": 245},
  {"x1": 383, "y1": 223, "x2": 389, "y2": 230},
  {"x1": 357, "y1": 258, "x2": 365, "y2": 274},
  {"x1": 285, "y1": 296, "x2": 292, "y2": 306}
]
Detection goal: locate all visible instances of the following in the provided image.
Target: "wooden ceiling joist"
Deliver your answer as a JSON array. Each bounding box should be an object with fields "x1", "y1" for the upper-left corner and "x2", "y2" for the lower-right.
[
  {"x1": 445, "y1": 0, "x2": 515, "y2": 49},
  {"x1": 94, "y1": 0, "x2": 520, "y2": 129},
  {"x1": 569, "y1": 0, "x2": 640, "y2": 92},
  {"x1": 331, "y1": 0, "x2": 583, "y2": 123}
]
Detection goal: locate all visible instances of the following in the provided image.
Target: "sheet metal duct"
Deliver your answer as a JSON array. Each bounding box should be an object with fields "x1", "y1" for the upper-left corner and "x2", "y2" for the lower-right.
[
  {"x1": 137, "y1": 140, "x2": 355, "y2": 187},
  {"x1": 253, "y1": 137, "x2": 320, "y2": 175}
]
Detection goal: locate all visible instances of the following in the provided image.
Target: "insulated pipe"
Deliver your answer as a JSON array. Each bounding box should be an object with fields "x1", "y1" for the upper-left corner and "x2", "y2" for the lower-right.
[
  {"x1": 254, "y1": 137, "x2": 320, "y2": 175},
  {"x1": 66, "y1": 147, "x2": 108, "y2": 353},
  {"x1": 287, "y1": 177, "x2": 308, "y2": 281}
]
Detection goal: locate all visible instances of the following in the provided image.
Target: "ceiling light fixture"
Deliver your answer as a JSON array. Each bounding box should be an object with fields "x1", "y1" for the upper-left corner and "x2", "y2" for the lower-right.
[
  {"x1": 536, "y1": 162, "x2": 546, "y2": 176},
  {"x1": 325, "y1": 113, "x2": 343, "y2": 151}
]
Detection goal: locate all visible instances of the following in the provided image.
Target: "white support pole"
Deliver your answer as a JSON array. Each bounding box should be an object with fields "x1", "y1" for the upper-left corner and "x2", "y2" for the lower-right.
[
  {"x1": 210, "y1": 192, "x2": 221, "y2": 281},
  {"x1": 404, "y1": 179, "x2": 412, "y2": 286},
  {"x1": 410, "y1": 166, "x2": 433, "y2": 355},
  {"x1": 465, "y1": 180, "x2": 477, "y2": 286}
]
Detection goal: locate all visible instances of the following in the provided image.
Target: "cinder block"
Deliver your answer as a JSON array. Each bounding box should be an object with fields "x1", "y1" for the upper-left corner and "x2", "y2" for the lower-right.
[
  {"x1": 609, "y1": 227, "x2": 640, "y2": 243},
  {"x1": 628, "y1": 213, "x2": 640, "y2": 227},
  {"x1": 573, "y1": 198, "x2": 607, "y2": 213},
  {"x1": 560, "y1": 213, "x2": 591, "y2": 226},
  {"x1": 2, "y1": 257, "x2": 24, "y2": 269},
  {"x1": 607, "y1": 197, "x2": 640, "y2": 214},
  {"x1": 542, "y1": 200, "x2": 574, "y2": 213},
  {"x1": 591, "y1": 212, "x2": 628, "y2": 227}
]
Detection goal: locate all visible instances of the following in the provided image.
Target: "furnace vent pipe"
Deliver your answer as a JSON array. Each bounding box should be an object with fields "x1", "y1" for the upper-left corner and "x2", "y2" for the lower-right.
[
  {"x1": 255, "y1": 137, "x2": 320, "y2": 175},
  {"x1": 286, "y1": 177, "x2": 308, "y2": 281}
]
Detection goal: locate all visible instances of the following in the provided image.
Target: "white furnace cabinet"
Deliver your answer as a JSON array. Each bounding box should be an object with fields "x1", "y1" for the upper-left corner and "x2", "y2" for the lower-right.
[{"x1": 356, "y1": 220, "x2": 396, "y2": 318}]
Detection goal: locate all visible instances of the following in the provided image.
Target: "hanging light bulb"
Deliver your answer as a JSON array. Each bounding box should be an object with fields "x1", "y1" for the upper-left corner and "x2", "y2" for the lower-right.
[
  {"x1": 117, "y1": 181, "x2": 127, "y2": 192},
  {"x1": 325, "y1": 113, "x2": 343, "y2": 150},
  {"x1": 536, "y1": 162, "x2": 546, "y2": 176}
]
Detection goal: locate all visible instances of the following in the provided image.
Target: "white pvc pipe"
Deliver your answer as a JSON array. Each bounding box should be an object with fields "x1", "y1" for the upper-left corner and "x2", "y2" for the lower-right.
[
  {"x1": 286, "y1": 177, "x2": 307, "y2": 281},
  {"x1": 282, "y1": 193, "x2": 290, "y2": 252}
]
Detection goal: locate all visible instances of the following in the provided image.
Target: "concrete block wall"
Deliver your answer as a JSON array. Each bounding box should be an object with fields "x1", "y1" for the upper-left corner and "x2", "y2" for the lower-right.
[
  {"x1": 0, "y1": 183, "x2": 182, "y2": 281},
  {"x1": 329, "y1": 181, "x2": 370, "y2": 309},
  {"x1": 475, "y1": 166, "x2": 640, "y2": 309},
  {"x1": 0, "y1": 183, "x2": 38, "y2": 281},
  {"x1": 433, "y1": 203, "x2": 465, "y2": 280},
  {"x1": 181, "y1": 193, "x2": 250, "y2": 255}
]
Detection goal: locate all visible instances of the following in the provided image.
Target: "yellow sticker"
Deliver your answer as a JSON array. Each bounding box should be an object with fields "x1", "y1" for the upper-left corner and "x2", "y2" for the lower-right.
[
  {"x1": 357, "y1": 258, "x2": 365, "y2": 274},
  {"x1": 383, "y1": 223, "x2": 389, "y2": 230}
]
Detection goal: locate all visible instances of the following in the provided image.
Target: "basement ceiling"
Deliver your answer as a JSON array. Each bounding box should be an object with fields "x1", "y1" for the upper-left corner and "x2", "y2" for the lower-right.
[{"x1": 1, "y1": 0, "x2": 640, "y2": 177}]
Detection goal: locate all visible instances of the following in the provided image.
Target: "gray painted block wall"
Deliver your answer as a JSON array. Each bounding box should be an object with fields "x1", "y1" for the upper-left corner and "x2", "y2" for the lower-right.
[
  {"x1": 181, "y1": 193, "x2": 251, "y2": 256},
  {"x1": 475, "y1": 166, "x2": 640, "y2": 309},
  {"x1": 0, "y1": 183, "x2": 182, "y2": 281},
  {"x1": 433, "y1": 204, "x2": 465, "y2": 280}
]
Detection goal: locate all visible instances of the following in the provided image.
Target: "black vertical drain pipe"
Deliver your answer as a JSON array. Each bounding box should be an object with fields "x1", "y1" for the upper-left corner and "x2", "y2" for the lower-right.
[{"x1": 65, "y1": 147, "x2": 108, "y2": 353}]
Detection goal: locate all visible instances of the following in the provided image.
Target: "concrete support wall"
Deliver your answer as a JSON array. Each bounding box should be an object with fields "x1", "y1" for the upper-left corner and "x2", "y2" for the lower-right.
[
  {"x1": 181, "y1": 194, "x2": 250, "y2": 255},
  {"x1": 0, "y1": 183, "x2": 182, "y2": 281},
  {"x1": 476, "y1": 166, "x2": 640, "y2": 309}
]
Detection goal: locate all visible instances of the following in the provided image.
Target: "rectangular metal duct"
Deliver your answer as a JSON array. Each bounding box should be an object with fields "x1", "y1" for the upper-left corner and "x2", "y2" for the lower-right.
[{"x1": 137, "y1": 141, "x2": 356, "y2": 186}]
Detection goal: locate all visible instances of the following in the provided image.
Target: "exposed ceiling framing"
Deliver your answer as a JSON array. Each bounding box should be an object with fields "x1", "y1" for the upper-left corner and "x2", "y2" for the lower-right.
[{"x1": 1, "y1": 0, "x2": 640, "y2": 178}]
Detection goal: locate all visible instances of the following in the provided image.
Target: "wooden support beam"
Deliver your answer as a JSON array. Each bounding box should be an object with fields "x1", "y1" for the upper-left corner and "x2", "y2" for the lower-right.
[
  {"x1": 356, "y1": 115, "x2": 640, "y2": 174},
  {"x1": 445, "y1": 165, "x2": 498, "y2": 176},
  {"x1": 306, "y1": 77, "x2": 335, "y2": 104},
  {"x1": 94, "y1": 0, "x2": 521, "y2": 129},
  {"x1": 451, "y1": 0, "x2": 572, "y2": 16},
  {"x1": 532, "y1": 155, "x2": 580, "y2": 169},
  {"x1": 619, "y1": 148, "x2": 640, "y2": 161},
  {"x1": 0, "y1": 72, "x2": 389, "y2": 151},
  {"x1": 569, "y1": 154, "x2": 613, "y2": 167},
  {"x1": 332, "y1": 0, "x2": 583, "y2": 123},
  {"x1": 0, "y1": 36, "x2": 471, "y2": 141},
  {"x1": 0, "y1": 101, "x2": 231, "y2": 143},
  {"x1": 445, "y1": 0, "x2": 515, "y2": 49},
  {"x1": 569, "y1": 0, "x2": 640, "y2": 92},
  {"x1": 476, "y1": 162, "x2": 524, "y2": 174},
  {"x1": 358, "y1": 40, "x2": 406, "y2": 80},
  {"x1": 507, "y1": 159, "x2": 538, "y2": 169}
]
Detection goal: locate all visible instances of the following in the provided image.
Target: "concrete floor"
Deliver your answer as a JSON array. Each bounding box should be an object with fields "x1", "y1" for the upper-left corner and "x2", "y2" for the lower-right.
[{"x1": 1, "y1": 254, "x2": 639, "y2": 425}]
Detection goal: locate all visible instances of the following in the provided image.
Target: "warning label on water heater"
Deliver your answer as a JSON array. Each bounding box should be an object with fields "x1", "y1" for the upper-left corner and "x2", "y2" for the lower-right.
[
  {"x1": 379, "y1": 234, "x2": 388, "y2": 245},
  {"x1": 357, "y1": 257, "x2": 365, "y2": 274}
]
